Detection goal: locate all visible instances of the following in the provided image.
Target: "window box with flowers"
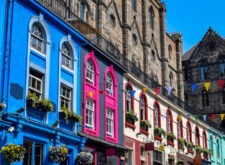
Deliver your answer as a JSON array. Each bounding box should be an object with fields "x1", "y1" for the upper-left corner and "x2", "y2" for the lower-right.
[
  {"x1": 48, "y1": 145, "x2": 68, "y2": 163},
  {"x1": 140, "y1": 120, "x2": 151, "y2": 134},
  {"x1": 195, "y1": 145, "x2": 203, "y2": 156},
  {"x1": 203, "y1": 149, "x2": 212, "y2": 159},
  {"x1": 154, "y1": 127, "x2": 166, "y2": 141},
  {"x1": 27, "y1": 93, "x2": 53, "y2": 112},
  {"x1": 60, "y1": 106, "x2": 82, "y2": 124},
  {"x1": 178, "y1": 138, "x2": 187, "y2": 150},
  {"x1": 167, "y1": 132, "x2": 176, "y2": 146},
  {"x1": 186, "y1": 142, "x2": 195, "y2": 154},
  {"x1": 0, "y1": 143, "x2": 26, "y2": 163},
  {"x1": 126, "y1": 110, "x2": 138, "y2": 129},
  {"x1": 76, "y1": 151, "x2": 93, "y2": 165}
]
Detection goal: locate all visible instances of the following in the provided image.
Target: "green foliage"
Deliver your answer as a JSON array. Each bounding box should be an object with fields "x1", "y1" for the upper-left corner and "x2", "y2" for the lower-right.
[
  {"x1": 61, "y1": 106, "x2": 82, "y2": 124},
  {"x1": 167, "y1": 132, "x2": 176, "y2": 140},
  {"x1": 186, "y1": 142, "x2": 195, "y2": 150},
  {"x1": 126, "y1": 111, "x2": 138, "y2": 121},
  {"x1": 178, "y1": 138, "x2": 187, "y2": 149},
  {"x1": 204, "y1": 148, "x2": 213, "y2": 156},
  {"x1": 140, "y1": 120, "x2": 151, "y2": 128},
  {"x1": 154, "y1": 127, "x2": 166, "y2": 137},
  {"x1": 195, "y1": 145, "x2": 203, "y2": 154},
  {"x1": 27, "y1": 93, "x2": 38, "y2": 108},
  {"x1": 39, "y1": 98, "x2": 53, "y2": 112}
]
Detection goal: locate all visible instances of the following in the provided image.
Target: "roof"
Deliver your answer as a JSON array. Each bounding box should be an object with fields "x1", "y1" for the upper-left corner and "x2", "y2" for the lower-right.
[{"x1": 182, "y1": 43, "x2": 198, "y2": 61}]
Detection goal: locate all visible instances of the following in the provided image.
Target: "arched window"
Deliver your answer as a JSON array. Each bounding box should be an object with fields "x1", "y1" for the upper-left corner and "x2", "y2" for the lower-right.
[
  {"x1": 106, "y1": 73, "x2": 113, "y2": 96},
  {"x1": 168, "y1": 45, "x2": 172, "y2": 59},
  {"x1": 169, "y1": 72, "x2": 173, "y2": 87},
  {"x1": 166, "y1": 109, "x2": 173, "y2": 132},
  {"x1": 140, "y1": 95, "x2": 146, "y2": 121},
  {"x1": 126, "y1": 85, "x2": 132, "y2": 113},
  {"x1": 220, "y1": 59, "x2": 225, "y2": 77},
  {"x1": 131, "y1": 0, "x2": 136, "y2": 11},
  {"x1": 86, "y1": 60, "x2": 94, "y2": 85},
  {"x1": 132, "y1": 34, "x2": 138, "y2": 46},
  {"x1": 186, "y1": 121, "x2": 192, "y2": 143},
  {"x1": 195, "y1": 126, "x2": 200, "y2": 145},
  {"x1": 110, "y1": 14, "x2": 116, "y2": 27},
  {"x1": 202, "y1": 89, "x2": 209, "y2": 107},
  {"x1": 177, "y1": 115, "x2": 183, "y2": 138},
  {"x1": 154, "y1": 102, "x2": 161, "y2": 128},
  {"x1": 200, "y1": 63, "x2": 208, "y2": 80},
  {"x1": 31, "y1": 23, "x2": 45, "y2": 53},
  {"x1": 210, "y1": 136, "x2": 214, "y2": 153},
  {"x1": 149, "y1": 7, "x2": 154, "y2": 29},
  {"x1": 80, "y1": 2, "x2": 84, "y2": 20},
  {"x1": 151, "y1": 50, "x2": 155, "y2": 61},
  {"x1": 83, "y1": 51, "x2": 99, "y2": 136},
  {"x1": 202, "y1": 130, "x2": 207, "y2": 149},
  {"x1": 217, "y1": 139, "x2": 220, "y2": 158},
  {"x1": 61, "y1": 43, "x2": 72, "y2": 69}
]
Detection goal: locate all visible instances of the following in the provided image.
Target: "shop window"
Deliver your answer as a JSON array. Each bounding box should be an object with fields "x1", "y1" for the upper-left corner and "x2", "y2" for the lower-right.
[
  {"x1": 23, "y1": 141, "x2": 44, "y2": 165},
  {"x1": 107, "y1": 155, "x2": 119, "y2": 165},
  {"x1": 153, "y1": 150, "x2": 162, "y2": 164},
  {"x1": 125, "y1": 151, "x2": 133, "y2": 165}
]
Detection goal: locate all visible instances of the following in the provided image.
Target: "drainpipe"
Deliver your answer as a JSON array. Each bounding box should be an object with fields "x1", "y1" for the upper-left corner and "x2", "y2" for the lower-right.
[{"x1": 2, "y1": 0, "x2": 14, "y2": 112}]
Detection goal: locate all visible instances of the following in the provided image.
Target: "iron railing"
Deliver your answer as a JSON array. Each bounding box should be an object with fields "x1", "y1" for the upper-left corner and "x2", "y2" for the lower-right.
[{"x1": 36, "y1": 0, "x2": 225, "y2": 132}]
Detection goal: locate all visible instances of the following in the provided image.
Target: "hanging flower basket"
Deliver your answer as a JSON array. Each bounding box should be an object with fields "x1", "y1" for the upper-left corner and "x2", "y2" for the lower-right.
[
  {"x1": 0, "y1": 103, "x2": 6, "y2": 111},
  {"x1": 48, "y1": 145, "x2": 68, "y2": 163},
  {"x1": 76, "y1": 152, "x2": 93, "y2": 165},
  {"x1": 0, "y1": 143, "x2": 26, "y2": 163}
]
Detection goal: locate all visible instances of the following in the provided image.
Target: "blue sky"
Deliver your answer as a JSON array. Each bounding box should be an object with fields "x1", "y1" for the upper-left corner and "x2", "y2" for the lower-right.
[{"x1": 165, "y1": 0, "x2": 225, "y2": 53}]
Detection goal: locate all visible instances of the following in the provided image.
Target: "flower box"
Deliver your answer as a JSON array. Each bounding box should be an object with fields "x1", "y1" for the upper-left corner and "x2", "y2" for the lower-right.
[{"x1": 60, "y1": 106, "x2": 81, "y2": 124}]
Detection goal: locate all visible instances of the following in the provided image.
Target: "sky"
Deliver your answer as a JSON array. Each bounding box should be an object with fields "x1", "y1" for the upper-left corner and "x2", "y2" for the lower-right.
[{"x1": 165, "y1": 0, "x2": 225, "y2": 53}]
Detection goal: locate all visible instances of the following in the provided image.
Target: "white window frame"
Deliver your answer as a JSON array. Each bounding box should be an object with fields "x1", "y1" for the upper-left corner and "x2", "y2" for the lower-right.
[
  {"x1": 126, "y1": 86, "x2": 132, "y2": 112},
  {"x1": 167, "y1": 113, "x2": 171, "y2": 132},
  {"x1": 86, "y1": 60, "x2": 94, "y2": 85},
  {"x1": 29, "y1": 70, "x2": 43, "y2": 99},
  {"x1": 60, "y1": 85, "x2": 72, "y2": 111},
  {"x1": 85, "y1": 98, "x2": 95, "y2": 129},
  {"x1": 154, "y1": 106, "x2": 159, "y2": 128},
  {"x1": 106, "y1": 108, "x2": 114, "y2": 137},
  {"x1": 61, "y1": 43, "x2": 72, "y2": 69},
  {"x1": 140, "y1": 96, "x2": 145, "y2": 120},
  {"x1": 31, "y1": 23, "x2": 45, "y2": 54},
  {"x1": 106, "y1": 73, "x2": 113, "y2": 96}
]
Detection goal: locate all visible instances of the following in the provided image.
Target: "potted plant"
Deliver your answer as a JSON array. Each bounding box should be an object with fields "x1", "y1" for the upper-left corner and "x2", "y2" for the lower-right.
[
  {"x1": 186, "y1": 142, "x2": 194, "y2": 153},
  {"x1": 76, "y1": 151, "x2": 93, "y2": 165},
  {"x1": 60, "y1": 106, "x2": 82, "y2": 123},
  {"x1": 39, "y1": 98, "x2": 53, "y2": 112},
  {"x1": 0, "y1": 103, "x2": 6, "y2": 111},
  {"x1": 49, "y1": 145, "x2": 68, "y2": 163},
  {"x1": 178, "y1": 138, "x2": 187, "y2": 150},
  {"x1": 195, "y1": 145, "x2": 203, "y2": 154},
  {"x1": 140, "y1": 120, "x2": 151, "y2": 131},
  {"x1": 154, "y1": 127, "x2": 166, "y2": 137},
  {"x1": 126, "y1": 110, "x2": 138, "y2": 124},
  {"x1": 203, "y1": 148, "x2": 213, "y2": 158},
  {"x1": 167, "y1": 132, "x2": 176, "y2": 142},
  {"x1": 0, "y1": 143, "x2": 26, "y2": 163},
  {"x1": 27, "y1": 93, "x2": 39, "y2": 108}
]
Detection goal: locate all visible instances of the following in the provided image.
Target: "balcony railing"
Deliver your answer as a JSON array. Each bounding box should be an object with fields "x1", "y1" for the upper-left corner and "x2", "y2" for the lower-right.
[{"x1": 36, "y1": 0, "x2": 225, "y2": 133}]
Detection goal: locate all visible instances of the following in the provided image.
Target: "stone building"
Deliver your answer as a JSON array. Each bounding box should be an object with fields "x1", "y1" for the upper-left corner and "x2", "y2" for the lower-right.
[
  {"x1": 68, "y1": 0, "x2": 184, "y2": 98},
  {"x1": 182, "y1": 28, "x2": 225, "y2": 124}
]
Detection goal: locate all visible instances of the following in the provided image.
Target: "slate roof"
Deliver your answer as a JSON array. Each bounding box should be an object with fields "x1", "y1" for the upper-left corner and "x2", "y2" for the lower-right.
[{"x1": 182, "y1": 43, "x2": 198, "y2": 61}]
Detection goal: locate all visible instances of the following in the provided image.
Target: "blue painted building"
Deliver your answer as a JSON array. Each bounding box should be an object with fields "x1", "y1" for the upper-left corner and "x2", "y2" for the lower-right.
[
  {"x1": 0, "y1": 0, "x2": 89, "y2": 164},
  {"x1": 208, "y1": 128, "x2": 225, "y2": 165}
]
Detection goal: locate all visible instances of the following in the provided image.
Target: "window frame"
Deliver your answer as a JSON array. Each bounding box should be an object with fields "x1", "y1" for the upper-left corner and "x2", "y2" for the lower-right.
[
  {"x1": 29, "y1": 69, "x2": 44, "y2": 99},
  {"x1": 106, "y1": 73, "x2": 114, "y2": 96},
  {"x1": 30, "y1": 23, "x2": 45, "y2": 54},
  {"x1": 153, "y1": 101, "x2": 161, "y2": 129},
  {"x1": 139, "y1": 92, "x2": 148, "y2": 135},
  {"x1": 202, "y1": 130, "x2": 207, "y2": 149},
  {"x1": 106, "y1": 108, "x2": 114, "y2": 137},
  {"x1": 195, "y1": 126, "x2": 200, "y2": 146},
  {"x1": 177, "y1": 115, "x2": 183, "y2": 139},
  {"x1": 85, "y1": 98, "x2": 95, "y2": 130},
  {"x1": 61, "y1": 42, "x2": 72, "y2": 70},
  {"x1": 186, "y1": 121, "x2": 192, "y2": 143},
  {"x1": 86, "y1": 59, "x2": 95, "y2": 85},
  {"x1": 83, "y1": 51, "x2": 99, "y2": 137},
  {"x1": 60, "y1": 84, "x2": 72, "y2": 111},
  {"x1": 200, "y1": 64, "x2": 208, "y2": 80}
]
